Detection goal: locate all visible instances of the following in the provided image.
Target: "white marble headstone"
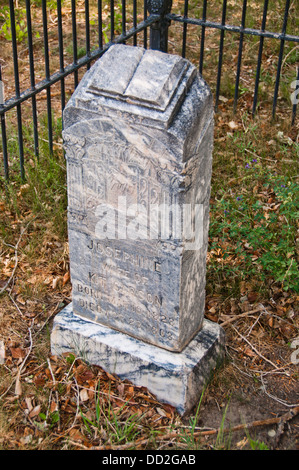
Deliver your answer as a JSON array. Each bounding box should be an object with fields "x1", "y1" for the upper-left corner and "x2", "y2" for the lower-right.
[
  {"x1": 52, "y1": 44, "x2": 225, "y2": 414},
  {"x1": 62, "y1": 44, "x2": 214, "y2": 352}
]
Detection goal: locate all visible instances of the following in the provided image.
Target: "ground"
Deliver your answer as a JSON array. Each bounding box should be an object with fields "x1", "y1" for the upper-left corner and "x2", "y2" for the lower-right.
[{"x1": 0, "y1": 0, "x2": 298, "y2": 451}]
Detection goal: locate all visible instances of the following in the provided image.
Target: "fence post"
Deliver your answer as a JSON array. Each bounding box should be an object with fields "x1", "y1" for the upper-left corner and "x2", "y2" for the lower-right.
[{"x1": 147, "y1": 0, "x2": 172, "y2": 52}]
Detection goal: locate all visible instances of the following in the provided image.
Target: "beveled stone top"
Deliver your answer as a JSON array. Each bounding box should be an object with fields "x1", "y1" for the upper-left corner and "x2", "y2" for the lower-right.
[{"x1": 87, "y1": 44, "x2": 194, "y2": 113}]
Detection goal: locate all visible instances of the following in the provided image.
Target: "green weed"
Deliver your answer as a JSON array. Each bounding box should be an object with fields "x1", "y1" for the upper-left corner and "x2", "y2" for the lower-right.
[
  {"x1": 209, "y1": 160, "x2": 298, "y2": 292},
  {"x1": 0, "y1": 5, "x2": 27, "y2": 43},
  {"x1": 0, "y1": 114, "x2": 67, "y2": 241},
  {"x1": 215, "y1": 400, "x2": 232, "y2": 450},
  {"x1": 177, "y1": 388, "x2": 205, "y2": 450},
  {"x1": 80, "y1": 379, "x2": 142, "y2": 446},
  {"x1": 244, "y1": 427, "x2": 269, "y2": 450}
]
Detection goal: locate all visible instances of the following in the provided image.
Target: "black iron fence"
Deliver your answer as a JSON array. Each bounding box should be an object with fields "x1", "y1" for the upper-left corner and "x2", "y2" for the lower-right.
[{"x1": 0, "y1": 0, "x2": 298, "y2": 180}]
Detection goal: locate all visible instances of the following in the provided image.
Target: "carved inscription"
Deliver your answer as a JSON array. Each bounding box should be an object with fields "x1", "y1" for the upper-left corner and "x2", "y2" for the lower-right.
[
  {"x1": 70, "y1": 234, "x2": 178, "y2": 344},
  {"x1": 64, "y1": 119, "x2": 182, "y2": 230}
]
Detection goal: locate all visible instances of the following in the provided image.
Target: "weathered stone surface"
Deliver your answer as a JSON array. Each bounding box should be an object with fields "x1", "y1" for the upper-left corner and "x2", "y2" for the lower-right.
[
  {"x1": 89, "y1": 46, "x2": 189, "y2": 113},
  {"x1": 62, "y1": 44, "x2": 214, "y2": 352},
  {"x1": 51, "y1": 303, "x2": 225, "y2": 415}
]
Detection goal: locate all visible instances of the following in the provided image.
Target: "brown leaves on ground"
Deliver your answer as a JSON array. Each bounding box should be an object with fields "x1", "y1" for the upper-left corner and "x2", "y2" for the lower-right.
[{"x1": 0, "y1": 353, "x2": 178, "y2": 450}]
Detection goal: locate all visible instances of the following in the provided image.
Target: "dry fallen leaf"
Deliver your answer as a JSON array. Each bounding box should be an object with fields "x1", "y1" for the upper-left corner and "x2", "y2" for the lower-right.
[
  {"x1": 63, "y1": 271, "x2": 70, "y2": 286},
  {"x1": 247, "y1": 292, "x2": 258, "y2": 303},
  {"x1": 52, "y1": 277, "x2": 59, "y2": 289},
  {"x1": 20, "y1": 435, "x2": 33, "y2": 445},
  {"x1": 50, "y1": 401, "x2": 58, "y2": 413},
  {"x1": 15, "y1": 377, "x2": 22, "y2": 396},
  {"x1": 219, "y1": 95, "x2": 228, "y2": 103},
  {"x1": 0, "y1": 341, "x2": 5, "y2": 365},
  {"x1": 16, "y1": 296, "x2": 26, "y2": 306},
  {"x1": 205, "y1": 313, "x2": 218, "y2": 322},
  {"x1": 156, "y1": 407, "x2": 167, "y2": 417},
  {"x1": 10, "y1": 347, "x2": 26, "y2": 359},
  {"x1": 228, "y1": 120, "x2": 238, "y2": 130},
  {"x1": 244, "y1": 348, "x2": 257, "y2": 358},
  {"x1": 25, "y1": 397, "x2": 33, "y2": 412},
  {"x1": 29, "y1": 405, "x2": 41, "y2": 419},
  {"x1": 105, "y1": 371, "x2": 118, "y2": 382},
  {"x1": 79, "y1": 388, "x2": 89, "y2": 402},
  {"x1": 69, "y1": 427, "x2": 85, "y2": 442},
  {"x1": 117, "y1": 383, "x2": 125, "y2": 397},
  {"x1": 236, "y1": 437, "x2": 248, "y2": 448}
]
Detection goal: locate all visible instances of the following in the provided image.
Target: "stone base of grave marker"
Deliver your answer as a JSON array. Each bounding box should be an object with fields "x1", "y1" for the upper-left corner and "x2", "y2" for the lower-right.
[{"x1": 51, "y1": 302, "x2": 224, "y2": 415}]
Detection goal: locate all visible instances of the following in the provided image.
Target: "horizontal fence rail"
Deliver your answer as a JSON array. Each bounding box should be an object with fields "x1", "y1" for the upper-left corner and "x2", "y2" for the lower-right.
[{"x1": 0, "y1": 0, "x2": 298, "y2": 181}]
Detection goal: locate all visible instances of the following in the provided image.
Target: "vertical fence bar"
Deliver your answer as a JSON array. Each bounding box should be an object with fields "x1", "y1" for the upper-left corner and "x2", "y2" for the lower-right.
[
  {"x1": 199, "y1": 0, "x2": 207, "y2": 75},
  {"x1": 233, "y1": 0, "x2": 247, "y2": 113},
  {"x1": 291, "y1": 65, "x2": 299, "y2": 125},
  {"x1": 9, "y1": 0, "x2": 25, "y2": 180},
  {"x1": 143, "y1": 0, "x2": 147, "y2": 48},
  {"x1": 25, "y1": 0, "x2": 39, "y2": 159},
  {"x1": 272, "y1": 0, "x2": 290, "y2": 119},
  {"x1": 122, "y1": 0, "x2": 126, "y2": 42},
  {"x1": 148, "y1": 0, "x2": 172, "y2": 53},
  {"x1": 133, "y1": 0, "x2": 137, "y2": 46},
  {"x1": 85, "y1": 0, "x2": 91, "y2": 70},
  {"x1": 0, "y1": 112, "x2": 8, "y2": 181},
  {"x1": 42, "y1": 0, "x2": 53, "y2": 155},
  {"x1": 215, "y1": 0, "x2": 227, "y2": 112},
  {"x1": 110, "y1": 0, "x2": 115, "y2": 42},
  {"x1": 71, "y1": 0, "x2": 79, "y2": 88},
  {"x1": 57, "y1": 0, "x2": 66, "y2": 117},
  {"x1": 0, "y1": 66, "x2": 9, "y2": 181},
  {"x1": 252, "y1": 0, "x2": 269, "y2": 116},
  {"x1": 182, "y1": 0, "x2": 188, "y2": 58},
  {"x1": 98, "y1": 0, "x2": 103, "y2": 50}
]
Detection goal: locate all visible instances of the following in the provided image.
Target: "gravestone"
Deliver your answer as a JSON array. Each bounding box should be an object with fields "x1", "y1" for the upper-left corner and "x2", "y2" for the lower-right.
[{"x1": 51, "y1": 44, "x2": 224, "y2": 414}]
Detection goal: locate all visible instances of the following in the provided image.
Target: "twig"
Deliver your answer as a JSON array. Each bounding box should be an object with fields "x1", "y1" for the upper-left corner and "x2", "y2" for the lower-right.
[
  {"x1": 220, "y1": 305, "x2": 264, "y2": 327},
  {"x1": 15, "y1": 321, "x2": 34, "y2": 395},
  {"x1": 246, "y1": 312, "x2": 263, "y2": 337},
  {"x1": 244, "y1": 148, "x2": 277, "y2": 162},
  {"x1": 71, "y1": 375, "x2": 80, "y2": 428},
  {"x1": 0, "y1": 319, "x2": 34, "y2": 400},
  {"x1": 0, "y1": 218, "x2": 36, "y2": 295},
  {"x1": 220, "y1": 303, "x2": 298, "y2": 331},
  {"x1": 281, "y1": 259, "x2": 294, "y2": 288},
  {"x1": 67, "y1": 407, "x2": 299, "y2": 450},
  {"x1": 273, "y1": 406, "x2": 298, "y2": 447},
  {"x1": 33, "y1": 301, "x2": 63, "y2": 336},
  {"x1": 231, "y1": 325, "x2": 279, "y2": 370},
  {"x1": 8, "y1": 292, "x2": 24, "y2": 317},
  {"x1": 39, "y1": 137, "x2": 63, "y2": 148},
  {"x1": 193, "y1": 405, "x2": 299, "y2": 437},
  {"x1": 47, "y1": 358, "x2": 61, "y2": 431},
  {"x1": 260, "y1": 374, "x2": 299, "y2": 408},
  {"x1": 281, "y1": 45, "x2": 299, "y2": 72},
  {"x1": 65, "y1": 356, "x2": 87, "y2": 380},
  {"x1": 77, "y1": 383, "x2": 139, "y2": 406},
  {"x1": 251, "y1": 364, "x2": 294, "y2": 377}
]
